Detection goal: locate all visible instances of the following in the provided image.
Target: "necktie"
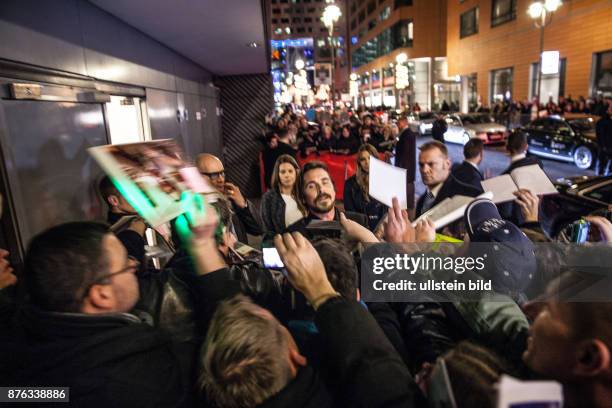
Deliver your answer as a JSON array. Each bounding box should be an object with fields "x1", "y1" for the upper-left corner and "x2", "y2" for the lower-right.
[{"x1": 421, "y1": 190, "x2": 435, "y2": 213}]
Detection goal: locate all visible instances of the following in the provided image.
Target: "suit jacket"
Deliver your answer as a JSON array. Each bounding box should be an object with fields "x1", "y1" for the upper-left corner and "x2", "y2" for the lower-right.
[
  {"x1": 501, "y1": 156, "x2": 543, "y2": 175},
  {"x1": 416, "y1": 174, "x2": 482, "y2": 217},
  {"x1": 285, "y1": 208, "x2": 368, "y2": 239},
  {"x1": 451, "y1": 161, "x2": 484, "y2": 193},
  {"x1": 393, "y1": 128, "x2": 417, "y2": 209}
]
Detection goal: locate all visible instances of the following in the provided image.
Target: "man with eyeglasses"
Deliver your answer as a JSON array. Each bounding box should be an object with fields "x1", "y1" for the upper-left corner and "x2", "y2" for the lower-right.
[
  {"x1": 0, "y1": 211, "x2": 223, "y2": 406},
  {"x1": 197, "y1": 153, "x2": 262, "y2": 243}
]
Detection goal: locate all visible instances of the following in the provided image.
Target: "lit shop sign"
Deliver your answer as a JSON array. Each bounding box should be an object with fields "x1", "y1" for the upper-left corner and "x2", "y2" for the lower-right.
[
  {"x1": 395, "y1": 64, "x2": 409, "y2": 89},
  {"x1": 271, "y1": 38, "x2": 314, "y2": 49},
  {"x1": 541, "y1": 51, "x2": 560, "y2": 75}
]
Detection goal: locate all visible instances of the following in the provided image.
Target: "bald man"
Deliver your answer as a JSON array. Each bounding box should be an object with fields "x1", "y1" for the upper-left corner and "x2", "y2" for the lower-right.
[{"x1": 197, "y1": 154, "x2": 262, "y2": 242}]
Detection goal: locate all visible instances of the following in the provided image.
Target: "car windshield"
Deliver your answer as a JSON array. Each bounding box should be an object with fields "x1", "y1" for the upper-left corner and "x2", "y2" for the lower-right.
[
  {"x1": 418, "y1": 112, "x2": 435, "y2": 120},
  {"x1": 460, "y1": 115, "x2": 493, "y2": 124},
  {"x1": 568, "y1": 118, "x2": 595, "y2": 132}
]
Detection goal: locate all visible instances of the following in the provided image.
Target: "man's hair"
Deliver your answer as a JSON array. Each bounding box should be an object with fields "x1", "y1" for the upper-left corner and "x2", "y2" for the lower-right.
[
  {"x1": 312, "y1": 237, "x2": 357, "y2": 300},
  {"x1": 98, "y1": 175, "x2": 119, "y2": 202},
  {"x1": 464, "y1": 138, "x2": 484, "y2": 160},
  {"x1": 277, "y1": 129, "x2": 289, "y2": 140},
  {"x1": 443, "y1": 341, "x2": 511, "y2": 408},
  {"x1": 25, "y1": 222, "x2": 111, "y2": 313},
  {"x1": 419, "y1": 140, "x2": 448, "y2": 158},
  {"x1": 506, "y1": 131, "x2": 528, "y2": 154},
  {"x1": 300, "y1": 161, "x2": 331, "y2": 192},
  {"x1": 199, "y1": 295, "x2": 291, "y2": 408}
]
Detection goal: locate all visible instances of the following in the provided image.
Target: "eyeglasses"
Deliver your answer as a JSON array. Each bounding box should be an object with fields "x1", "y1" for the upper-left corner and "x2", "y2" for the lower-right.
[
  {"x1": 201, "y1": 170, "x2": 225, "y2": 180},
  {"x1": 81, "y1": 256, "x2": 140, "y2": 301}
]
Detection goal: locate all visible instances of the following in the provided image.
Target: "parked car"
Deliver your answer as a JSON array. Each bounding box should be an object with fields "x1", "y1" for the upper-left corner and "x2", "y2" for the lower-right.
[
  {"x1": 408, "y1": 111, "x2": 437, "y2": 136},
  {"x1": 541, "y1": 175, "x2": 612, "y2": 237},
  {"x1": 442, "y1": 113, "x2": 508, "y2": 145},
  {"x1": 521, "y1": 116, "x2": 598, "y2": 169}
]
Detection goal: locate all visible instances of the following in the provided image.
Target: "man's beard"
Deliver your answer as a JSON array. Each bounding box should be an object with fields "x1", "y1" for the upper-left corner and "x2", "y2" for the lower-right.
[{"x1": 309, "y1": 193, "x2": 334, "y2": 214}]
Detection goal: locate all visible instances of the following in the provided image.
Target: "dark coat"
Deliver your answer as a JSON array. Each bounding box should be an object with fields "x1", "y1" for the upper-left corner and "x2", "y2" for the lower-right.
[
  {"x1": 596, "y1": 114, "x2": 612, "y2": 153},
  {"x1": 499, "y1": 156, "x2": 544, "y2": 225},
  {"x1": 416, "y1": 174, "x2": 482, "y2": 217},
  {"x1": 394, "y1": 128, "x2": 417, "y2": 209},
  {"x1": 261, "y1": 189, "x2": 304, "y2": 242},
  {"x1": 285, "y1": 208, "x2": 368, "y2": 239},
  {"x1": 431, "y1": 119, "x2": 448, "y2": 143},
  {"x1": 451, "y1": 161, "x2": 484, "y2": 193},
  {"x1": 0, "y1": 306, "x2": 196, "y2": 407},
  {"x1": 197, "y1": 267, "x2": 425, "y2": 408},
  {"x1": 343, "y1": 175, "x2": 387, "y2": 231},
  {"x1": 232, "y1": 200, "x2": 264, "y2": 243}
]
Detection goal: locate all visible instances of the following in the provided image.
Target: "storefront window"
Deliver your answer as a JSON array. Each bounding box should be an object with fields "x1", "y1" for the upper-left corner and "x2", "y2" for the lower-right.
[{"x1": 490, "y1": 67, "x2": 513, "y2": 103}]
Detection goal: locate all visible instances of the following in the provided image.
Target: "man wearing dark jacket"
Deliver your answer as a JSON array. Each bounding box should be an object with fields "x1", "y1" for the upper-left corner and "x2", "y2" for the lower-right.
[
  {"x1": 394, "y1": 116, "x2": 417, "y2": 210},
  {"x1": 196, "y1": 230, "x2": 425, "y2": 407},
  {"x1": 596, "y1": 103, "x2": 612, "y2": 176},
  {"x1": 0, "y1": 221, "x2": 215, "y2": 407},
  {"x1": 197, "y1": 153, "x2": 263, "y2": 243},
  {"x1": 451, "y1": 138, "x2": 485, "y2": 192},
  {"x1": 286, "y1": 161, "x2": 368, "y2": 237},
  {"x1": 416, "y1": 141, "x2": 481, "y2": 217},
  {"x1": 499, "y1": 131, "x2": 543, "y2": 225}
]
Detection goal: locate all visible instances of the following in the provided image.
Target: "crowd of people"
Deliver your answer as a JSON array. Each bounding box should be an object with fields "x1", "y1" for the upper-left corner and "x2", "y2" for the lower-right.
[{"x1": 0, "y1": 99, "x2": 611, "y2": 407}]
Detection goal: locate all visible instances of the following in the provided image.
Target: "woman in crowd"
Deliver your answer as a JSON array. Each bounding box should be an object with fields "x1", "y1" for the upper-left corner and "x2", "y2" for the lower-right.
[
  {"x1": 317, "y1": 124, "x2": 335, "y2": 152},
  {"x1": 260, "y1": 154, "x2": 306, "y2": 241},
  {"x1": 343, "y1": 144, "x2": 386, "y2": 230},
  {"x1": 335, "y1": 125, "x2": 360, "y2": 155}
]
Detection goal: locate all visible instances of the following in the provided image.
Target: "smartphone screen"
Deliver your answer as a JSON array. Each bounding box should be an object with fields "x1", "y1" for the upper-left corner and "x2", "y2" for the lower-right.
[{"x1": 263, "y1": 247, "x2": 284, "y2": 269}]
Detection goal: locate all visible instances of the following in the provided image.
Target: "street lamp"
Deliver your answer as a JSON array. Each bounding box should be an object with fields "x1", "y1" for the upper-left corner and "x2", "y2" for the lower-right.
[
  {"x1": 528, "y1": 0, "x2": 562, "y2": 106},
  {"x1": 322, "y1": 3, "x2": 341, "y2": 109}
]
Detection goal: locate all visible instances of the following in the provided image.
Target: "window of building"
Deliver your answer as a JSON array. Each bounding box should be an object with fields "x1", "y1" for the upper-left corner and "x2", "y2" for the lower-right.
[
  {"x1": 394, "y1": 0, "x2": 413, "y2": 8},
  {"x1": 392, "y1": 19, "x2": 413, "y2": 48},
  {"x1": 379, "y1": 6, "x2": 391, "y2": 21},
  {"x1": 292, "y1": 17, "x2": 301, "y2": 23},
  {"x1": 369, "y1": 19, "x2": 377, "y2": 29},
  {"x1": 383, "y1": 66, "x2": 394, "y2": 79},
  {"x1": 352, "y1": 20, "x2": 413, "y2": 69},
  {"x1": 490, "y1": 67, "x2": 513, "y2": 103},
  {"x1": 359, "y1": 27, "x2": 367, "y2": 38},
  {"x1": 351, "y1": 2, "x2": 357, "y2": 13},
  {"x1": 592, "y1": 50, "x2": 612, "y2": 97},
  {"x1": 307, "y1": 7, "x2": 316, "y2": 12},
  {"x1": 379, "y1": 0, "x2": 386, "y2": 5},
  {"x1": 308, "y1": 27, "x2": 313, "y2": 32},
  {"x1": 294, "y1": 7, "x2": 303, "y2": 12},
  {"x1": 272, "y1": 18, "x2": 278, "y2": 24},
  {"x1": 460, "y1": 7, "x2": 478, "y2": 38},
  {"x1": 368, "y1": 1, "x2": 376, "y2": 14},
  {"x1": 281, "y1": 18, "x2": 289, "y2": 23},
  {"x1": 304, "y1": 17, "x2": 312, "y2": 23},
  {"x1": 351, "y1": 19, "x2": 357, "y2": 30},
  {"x1": 272, "y1": 8, "x2": 281, "y2": 14},
  {"x1": 359, "y1": 10, "x2": 366, "y2": 22},
  {"x1": 271, "y1": 0, "x2": 277, "y2": 3},
  {"x1": 297, "y1": 27, "x2": 305, "y2": 33},
  {"x1": 280, "y1": 0, "x2": 288, "y2": 3},
  {"x1": 491, "y1": 0, "x2": 516, "y2": 27}
]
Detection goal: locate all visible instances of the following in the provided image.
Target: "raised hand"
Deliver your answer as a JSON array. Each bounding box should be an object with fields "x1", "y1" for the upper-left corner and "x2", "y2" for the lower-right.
[
  {"x1": 274, "y1": 232, "x2": 337, "y2": 309},
  {"x1": 385, "y1": 197, "x2": 415, "y2": 243}
]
